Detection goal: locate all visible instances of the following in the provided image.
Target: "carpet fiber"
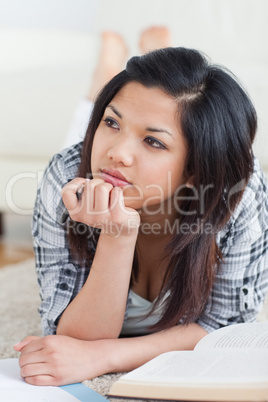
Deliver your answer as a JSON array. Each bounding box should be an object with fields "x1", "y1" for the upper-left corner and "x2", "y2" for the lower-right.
[{"x1": 1, "y1": 258, "x2": 267, "y2": 400}]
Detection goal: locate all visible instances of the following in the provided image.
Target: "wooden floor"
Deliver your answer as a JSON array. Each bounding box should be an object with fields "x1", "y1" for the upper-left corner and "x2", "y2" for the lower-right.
[
  {"x1": 0, "y1": 213, "x2": 34, "y2": 268},
  {"x1": 0, "y1": 242, "x2": 34, "y2": 268}
]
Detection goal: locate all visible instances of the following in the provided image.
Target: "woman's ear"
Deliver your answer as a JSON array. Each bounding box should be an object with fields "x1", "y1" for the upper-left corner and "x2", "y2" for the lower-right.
[{"x1": 185, "y1": 175, "x2": 194, "y2": 188}]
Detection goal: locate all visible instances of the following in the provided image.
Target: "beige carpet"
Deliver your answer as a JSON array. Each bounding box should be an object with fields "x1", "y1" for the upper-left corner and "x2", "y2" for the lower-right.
[{"x1": 1, "y1": 258, "x2": 268, "y2": 400}]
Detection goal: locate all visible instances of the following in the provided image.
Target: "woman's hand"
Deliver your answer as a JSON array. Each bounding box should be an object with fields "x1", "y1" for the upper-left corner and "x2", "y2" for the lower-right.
[
  {"x1": 61, "y1": 178, "x2": 140, "y2": 238},
  {"x1": 14, "y1": 324, "x2": 207, "y2": 386},
  {"x1": 57, "y1": 178, "x2": 139, "y2": 340},
  {"x1": 13, "y1": 335, "x2": 111, "y2": 386}
]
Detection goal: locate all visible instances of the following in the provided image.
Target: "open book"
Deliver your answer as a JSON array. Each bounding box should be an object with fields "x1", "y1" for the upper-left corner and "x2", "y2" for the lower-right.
[{"x1": 108, "y1": 321, "x2": 268, "y2": 401}]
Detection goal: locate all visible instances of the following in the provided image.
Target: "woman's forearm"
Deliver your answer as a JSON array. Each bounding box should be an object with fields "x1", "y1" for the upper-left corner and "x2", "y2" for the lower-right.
[
  {"x1": 57, "y1": 231, "x2": 137, "y2": 340},
  {"x1": 15, "y1": 323, "x2": 208, "y2": 386},
  {"x1": 106, "y1": 323, "x2": 208, "y2": 374}
]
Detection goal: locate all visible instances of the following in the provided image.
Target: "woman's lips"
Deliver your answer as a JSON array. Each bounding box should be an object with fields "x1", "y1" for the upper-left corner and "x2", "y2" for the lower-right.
[{"x1": 100, "y1": 169, "x2": 132, "y2": 188}]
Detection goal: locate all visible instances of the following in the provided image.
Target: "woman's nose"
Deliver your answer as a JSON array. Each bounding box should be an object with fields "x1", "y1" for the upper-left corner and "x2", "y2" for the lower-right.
[{"x1": 107, "y1": 137, "x2": 134, "y2": 166}]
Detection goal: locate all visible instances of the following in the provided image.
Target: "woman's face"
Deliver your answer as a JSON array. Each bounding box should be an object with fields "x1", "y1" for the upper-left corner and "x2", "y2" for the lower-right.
[{"x1": 91, "y1": 82, "x2": 189, "y2": 214}]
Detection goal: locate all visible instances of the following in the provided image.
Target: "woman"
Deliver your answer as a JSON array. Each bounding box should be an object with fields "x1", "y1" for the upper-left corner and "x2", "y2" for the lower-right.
[{"x1": 15, "y1": 47, "x2": 268, "y2": 386}]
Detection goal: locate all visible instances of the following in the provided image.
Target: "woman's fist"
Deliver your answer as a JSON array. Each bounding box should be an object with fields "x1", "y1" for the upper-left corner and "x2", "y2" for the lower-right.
[{"x1": 61, "y1": 178, "x2": 140, "y2": 238}]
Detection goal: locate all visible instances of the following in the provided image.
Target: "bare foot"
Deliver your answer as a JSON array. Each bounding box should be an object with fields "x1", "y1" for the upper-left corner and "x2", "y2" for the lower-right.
[
  {"x1": 139, "y1": 26, "x2": 171, "y2": 54},
  {"x1": 88, "y1": 32, "x2": 128, "y2": 101}
]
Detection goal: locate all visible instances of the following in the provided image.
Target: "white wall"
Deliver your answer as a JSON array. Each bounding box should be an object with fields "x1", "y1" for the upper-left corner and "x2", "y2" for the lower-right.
[
  {"x1": 0, "y1": 0, "x2": 98, "y2": 31},
  {"x1": 0, "y1": 0, "x2": 267, "y2": 166}
]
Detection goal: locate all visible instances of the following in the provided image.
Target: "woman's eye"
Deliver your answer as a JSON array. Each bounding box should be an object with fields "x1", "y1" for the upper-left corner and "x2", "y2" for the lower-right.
[
  {"x1": 144, "y1": 136, "x2": 167, "y2": 149},
  {"x1": 103, "y1": 117, "x2": 119, "y2": 130}
]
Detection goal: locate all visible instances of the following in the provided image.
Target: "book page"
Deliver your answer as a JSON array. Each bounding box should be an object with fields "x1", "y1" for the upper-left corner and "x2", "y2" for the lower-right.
[
  {"x1": 0, "y1": 359, "x2": 79, "y2": 402},
  {"x1": 120, "y1": 349, "x2": 268, "y2": 384},
  {"x1": 195, "y1": 321, "x2": 268, "y2": 351}
]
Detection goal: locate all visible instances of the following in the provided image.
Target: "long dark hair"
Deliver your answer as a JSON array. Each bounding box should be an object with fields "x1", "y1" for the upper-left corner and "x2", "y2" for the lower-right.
[{"x1": 68, "y1": 47, "x2": 257, "y2": 330}]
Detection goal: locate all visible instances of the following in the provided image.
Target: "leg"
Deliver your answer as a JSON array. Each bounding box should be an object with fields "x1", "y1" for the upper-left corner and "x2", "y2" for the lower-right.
[
  {"x1": 87, "y1": 32, "x2": 128, "y2": 102},
  {"x1": 139, "y1": 26, "x2": 172, "y2": 54}
]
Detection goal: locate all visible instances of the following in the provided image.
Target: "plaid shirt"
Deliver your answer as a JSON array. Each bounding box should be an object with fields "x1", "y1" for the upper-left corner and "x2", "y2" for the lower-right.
[{"x1": 32, "y1": 142, "x2": 268, "y2": 335}]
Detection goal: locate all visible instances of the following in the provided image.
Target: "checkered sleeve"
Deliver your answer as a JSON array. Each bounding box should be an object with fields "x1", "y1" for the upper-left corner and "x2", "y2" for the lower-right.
[
  {"x1": 32, "y1": 144, "x2": 92, "y2": 335},
  {"x1": 197, "y1": 159, "x2": 268, "y2": 332}
]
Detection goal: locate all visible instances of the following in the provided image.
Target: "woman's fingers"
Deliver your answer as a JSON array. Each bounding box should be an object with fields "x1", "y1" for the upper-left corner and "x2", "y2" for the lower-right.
[
  {"x1": 61, "y1": 178, "x2": 139, "y2": 237},
  {"x1": 62, "y1": 178, "x2": 111, "y2": 220},
  {"x1": 110, "y1": 186, "x2": 124, "y2": 214},
  {"x1": 19, "y1": 348, "x2": 46, "y2": 369},
  {"x1": 15, "y1": 335, "x2": 111, "y2": 386},
  {"x1": 61, "y1": 177, "x2": 87, "y2": 213},
  {"x1": 82, "y1": 178, "x2": 108, "y2": 212},
  {"x1": 23, "y1": 374, "x2": 58, "y2": 387},
  {"x1": 13, "y1": 336, "x2": 41, "y2": 352},
  {"x1": 93, "y1": 182, "x2": 114, "y2": 213},
  {"x1": 17, "y1": 336, "x2": 64, "y2": 386},
  {"x1": 20, "y1": 362, "x2": 50, "y2": 378}
]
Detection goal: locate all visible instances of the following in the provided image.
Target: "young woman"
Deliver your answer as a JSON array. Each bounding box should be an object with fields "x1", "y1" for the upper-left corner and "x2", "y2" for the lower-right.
[{"x1": 14, "y1": 46, "x2": 268, "y2": 386}]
